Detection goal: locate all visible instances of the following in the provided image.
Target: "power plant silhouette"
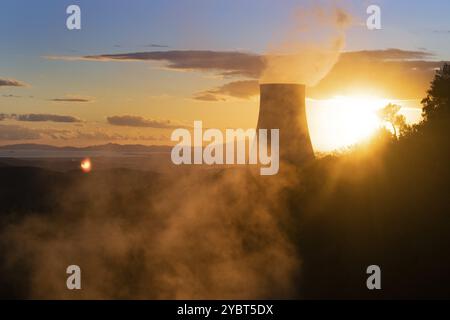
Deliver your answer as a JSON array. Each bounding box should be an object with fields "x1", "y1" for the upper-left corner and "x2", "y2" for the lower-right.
[{"x1": 257, "y1": 83, "x2": 314, "y2": 165}]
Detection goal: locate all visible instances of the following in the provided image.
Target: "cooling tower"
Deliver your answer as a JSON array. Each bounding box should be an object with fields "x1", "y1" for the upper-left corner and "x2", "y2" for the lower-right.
[{"x1": 257, "y1": 83, "x2": 314, "y2": 165}]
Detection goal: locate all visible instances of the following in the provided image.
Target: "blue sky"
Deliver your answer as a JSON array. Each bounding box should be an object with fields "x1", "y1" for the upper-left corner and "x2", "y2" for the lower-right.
[
  {"x1": 2, "y1": 0, "x2": 450, "y2": 56},
  {"x1": 2, "y1": 0, "x2": 449, "y2": 95},
  {"x1": 0, "y1": 0, "x2": 449, "y2": 149}
]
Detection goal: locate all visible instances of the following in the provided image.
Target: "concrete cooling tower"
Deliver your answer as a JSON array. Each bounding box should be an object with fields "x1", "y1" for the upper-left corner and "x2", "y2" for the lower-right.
[{"x1": 257, "y1": 83, "x2": 314, "y2": 165}]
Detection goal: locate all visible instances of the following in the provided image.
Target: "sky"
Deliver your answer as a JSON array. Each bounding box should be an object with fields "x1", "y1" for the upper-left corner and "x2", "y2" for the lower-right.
[{"x1": 1, "y1": 0, "x2": 449, "y2": 151}]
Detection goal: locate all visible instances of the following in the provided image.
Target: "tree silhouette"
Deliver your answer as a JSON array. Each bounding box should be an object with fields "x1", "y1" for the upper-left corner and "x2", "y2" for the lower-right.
[
  {"x1": 421, "y1": 63, "x2": 450, "y2": 123},
  {"x1": 377, "y1": 103, "x2": 409, "y2": 138}
]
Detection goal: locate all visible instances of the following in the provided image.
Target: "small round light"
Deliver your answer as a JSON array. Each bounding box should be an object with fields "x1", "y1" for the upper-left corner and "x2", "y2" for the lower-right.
[{"x1": 80, "y1": 158, "x2": 92, "y2": 173}]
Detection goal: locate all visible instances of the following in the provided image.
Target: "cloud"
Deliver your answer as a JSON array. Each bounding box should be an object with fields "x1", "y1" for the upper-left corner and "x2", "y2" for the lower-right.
[
  {"x1": 40, "y1": 128, "x2": 162, "y2": 142},
  {"x1": 45, "y1": 48, "x2": 435, "y2": 77},
  {"x1": 45, "y1": 50, "x2": 266, "y2": 78},
  {"x1": 197, "y1": 49, "x2": 444, "y2": 101},
  {"x1": 15, "y1": 114, "x2": 81, "y2": 123},
  {"x1": 0, "y1": 124, "x2": 165, "y2": 142},
  {"x1": 0, "y1": 78, "x2": 28, "y2": 87},
  {"x1": 2, "y1": 94, "x2": 23, "y2": 98},
  {"x1": 0, "y1": 124, "x2": 41, "y2": 140},
  {"x1": 0, "y1": 113, "x2": 82, "y2": 123},
  {"x1": 46, "y1": 48, "x2": 445, "y2": 100},
  {"x1": 144, "y1": 44, "x2": 170, "y2": 48},
  {"x1": 107, "y1": 115, "x2": 187, "y2": 129},
  {"x1": 49, "y1": 97, "x2": 93, "y2": 103},
  {"x1": 73, "y1": 131, "x2": 162, "y2": 141},
  {"x1": 308, "y1": 49, "x2": 446, "y2": 99},
  {"x1": 194, "y1": 93, "x2": 227, "y2": 102},
  {"x1": 2, "y1": 94, "x2": 34, "y2": 99},
  {"x1": 194, "y1": 80, "x2": 259, "y2": 102},
  {"x1": 343, "y1": 48, "x2": 434, "y2": 60}
]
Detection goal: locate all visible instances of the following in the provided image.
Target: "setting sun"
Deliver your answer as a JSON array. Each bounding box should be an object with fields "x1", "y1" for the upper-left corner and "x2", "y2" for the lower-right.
[{"x1": 307, "y1": 95, "x2": 393, "y2": 152}]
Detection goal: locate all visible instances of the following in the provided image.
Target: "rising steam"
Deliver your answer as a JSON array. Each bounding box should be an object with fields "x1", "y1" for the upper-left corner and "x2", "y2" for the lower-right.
[
  {"x1": 0, "y1": 166, "x2": 300, "y2": 299},
  {"x1": 0, "y1": 4, "x2": 353, "y2": 299},
  {"x1": 261, "y1": 6, "x2": 352, "y2": 86}
]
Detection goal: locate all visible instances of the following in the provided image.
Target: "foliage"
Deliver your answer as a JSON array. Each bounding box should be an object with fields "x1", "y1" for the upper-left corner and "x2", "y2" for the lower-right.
[
  {"x1": 421, "y1": 63, "x2": 450, "y2": 122},
  {"x1": 377, "y1": 103, "x2": 410, "y2": 138}
]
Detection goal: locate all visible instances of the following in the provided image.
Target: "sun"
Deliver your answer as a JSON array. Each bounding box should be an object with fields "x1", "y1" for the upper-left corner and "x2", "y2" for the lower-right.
[{"x1": 307, "y1": 95, "x2": 390, "y2": 152}]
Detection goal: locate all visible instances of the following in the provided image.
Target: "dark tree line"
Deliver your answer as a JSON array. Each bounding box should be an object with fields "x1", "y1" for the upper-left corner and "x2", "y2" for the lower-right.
[{"x1": 292, "y1": 63, "x2": 450, "y2": 299}]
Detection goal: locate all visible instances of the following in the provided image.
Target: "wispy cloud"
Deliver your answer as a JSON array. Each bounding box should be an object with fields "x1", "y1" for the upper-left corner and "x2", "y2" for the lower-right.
[
  {"x1": 0, "y1": 78, "x2": 28, "y2": 87},
  {"x1": 193, "y1": 93, "x2": 227, "y2": 102},
  {"x1": 15, "y1": 114, "x2": 82, "y2": 123},
  {"x1": 45, "y1": 48, "x2": 446, "y2": 100},
  {"x1": 308, "y1": 49, "x2": 446, "y2": 99},
  {"x1": 41, "y1": 128, "x2": 163, "y2": 141},
  {"x1": 144, "y1": 44, "x2": 170, "y2": 48},
  {"x1": 0, "y1": 124, "x2": 165, "y2": 142},
  {"x1": 343, "y1": 48, "x2": 434, "y2": 60},
  {"x1": 45, "y1": 48, "x2": 436, "y2": 75},
  {"x1": 194, "y1": 80, "x2": 259, "y2": 102},
  {"x1": 107, "y1": 115, "x2": 188, "y2": 129},
  {"x1": 191, "y1": 49, "x2": 443, "y2": 101},
  {"x1": 0, "y1": 113, "x2": 82, "y2": 123},
  {"x1": 2, "y1": 94, "x2": 24, "y2": 98},
  {"x1": 49, "y1": 96, "x2": 94, "y2": 103},
  {"x1": 45, "y1": 50, "x2": 266, "y2": 78}
]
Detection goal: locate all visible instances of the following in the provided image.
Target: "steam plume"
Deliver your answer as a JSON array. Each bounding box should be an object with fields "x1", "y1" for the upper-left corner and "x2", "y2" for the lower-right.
[{"x1": 261, "y1": 6, "x2": 351, "y2": 86}]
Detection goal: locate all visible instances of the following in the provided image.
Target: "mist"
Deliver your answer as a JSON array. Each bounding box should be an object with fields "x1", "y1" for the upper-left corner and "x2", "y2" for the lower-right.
[
  {"x1": 261, "y1": 5, "x2": 351, "y2": 86},
  {"x1": 0, "y1": 164, "x2": 301, "y2": 299}
]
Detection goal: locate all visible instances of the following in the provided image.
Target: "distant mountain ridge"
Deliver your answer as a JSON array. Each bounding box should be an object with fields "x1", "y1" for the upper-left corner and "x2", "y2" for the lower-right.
[{"x1": 0, "y1": 143, "x2": 172, "y2": 153}]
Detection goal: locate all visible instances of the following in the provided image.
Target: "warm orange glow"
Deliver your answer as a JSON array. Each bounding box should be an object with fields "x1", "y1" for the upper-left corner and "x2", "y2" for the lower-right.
[
  {"x1": 80, "y1": 158, "x2": 92, "y2": 173},
  {"x1": 307, "y1": 95, "x2": 392, "y2": 152}
]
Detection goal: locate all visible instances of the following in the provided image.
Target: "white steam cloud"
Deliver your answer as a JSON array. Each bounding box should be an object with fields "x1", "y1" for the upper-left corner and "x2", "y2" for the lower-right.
[{"x1": 261, "y1": 6, "x2": 352, "y2": 86}]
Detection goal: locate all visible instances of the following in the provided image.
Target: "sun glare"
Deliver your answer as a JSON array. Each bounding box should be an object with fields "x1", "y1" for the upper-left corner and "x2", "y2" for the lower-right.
[
  {"x1": 80, "y1": 158, "x2": 92, "y2": 173},
  {"x1": 307, "y1": 95, "x2": 391, "y2": 152}
]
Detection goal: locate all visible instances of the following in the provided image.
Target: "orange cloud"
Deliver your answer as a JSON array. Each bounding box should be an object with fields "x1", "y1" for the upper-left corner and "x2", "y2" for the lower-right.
[{"x1": 107, "y1": 115, "x2": 188, "y2": 129}]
